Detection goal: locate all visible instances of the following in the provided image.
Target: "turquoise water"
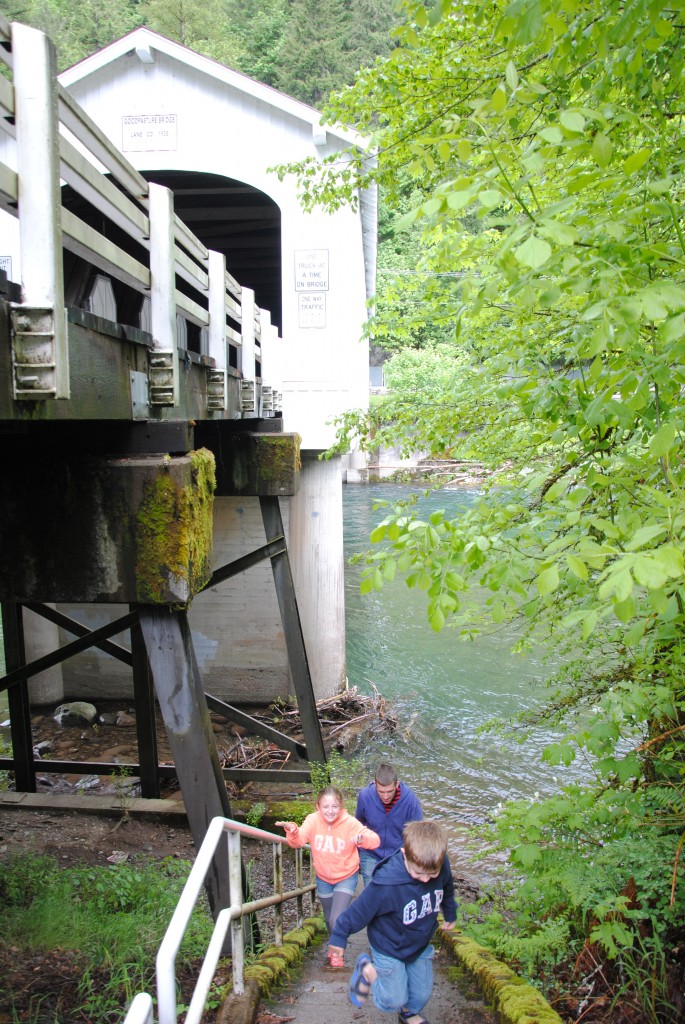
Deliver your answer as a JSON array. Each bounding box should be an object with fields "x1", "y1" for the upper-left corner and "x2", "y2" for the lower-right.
[{"x1": 343, "y1": 483, "x2": 580, "y2": 867}]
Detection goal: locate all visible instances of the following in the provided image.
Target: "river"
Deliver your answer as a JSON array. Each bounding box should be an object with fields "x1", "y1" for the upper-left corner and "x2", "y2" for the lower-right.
[{"x1": 343, "y1": 482, "x2": 579, "y2": 875}]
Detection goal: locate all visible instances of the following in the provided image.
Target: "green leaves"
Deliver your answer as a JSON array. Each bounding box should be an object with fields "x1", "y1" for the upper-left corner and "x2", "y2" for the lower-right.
[
  {"x1": 295, "y1": 2, "x2": 685, "y2": 984},
  {"x1": 514, "y1": 235, "x2": 552, "y2": 269}
]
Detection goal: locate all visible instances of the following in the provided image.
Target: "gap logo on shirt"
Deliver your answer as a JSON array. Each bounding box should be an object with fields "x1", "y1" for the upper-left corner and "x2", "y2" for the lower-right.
[
  {"x1": 403, "y1": 889, "x2": 444, "y2": 924},
  {"x1": 314, "y1": 835, "x2": 346, "y2": 853}
]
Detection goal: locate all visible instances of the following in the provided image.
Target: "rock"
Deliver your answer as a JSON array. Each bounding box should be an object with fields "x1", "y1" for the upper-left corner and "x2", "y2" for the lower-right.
[
  {"x1": 106, "y1": 851, "x2": 129, "y2": 864},
  {"x1": 53, "y1": 702, "x2": 98, "y2": 727},
  {"x1": 75, "y1": 774, "x2": 101, "y2": 791},
  {"x1": 33, "y1": 740, "x2": 54, "y2": 757},
  {"x1": 115, "y1": 712, "x2": 136, "y2": 727}
]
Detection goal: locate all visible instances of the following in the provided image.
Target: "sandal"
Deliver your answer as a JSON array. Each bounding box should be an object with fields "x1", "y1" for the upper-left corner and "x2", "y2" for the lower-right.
[
  {"x1": 348, "y1": 952, "x2": 372, "y2": 1007},
  {"x1": 398, "y1": 1012, "x2": 430, "y2": 1024}
]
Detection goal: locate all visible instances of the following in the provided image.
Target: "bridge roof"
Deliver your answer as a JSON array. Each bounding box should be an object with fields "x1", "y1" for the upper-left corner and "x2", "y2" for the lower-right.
[{"x1": 59, "y1": 27, "x2": 368, "y2": 152}]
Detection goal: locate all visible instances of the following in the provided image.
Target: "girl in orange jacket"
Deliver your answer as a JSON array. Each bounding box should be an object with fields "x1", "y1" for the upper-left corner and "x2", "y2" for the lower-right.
[{"x1": 276, "y1": 785, "x2": 380, "y2": 966}]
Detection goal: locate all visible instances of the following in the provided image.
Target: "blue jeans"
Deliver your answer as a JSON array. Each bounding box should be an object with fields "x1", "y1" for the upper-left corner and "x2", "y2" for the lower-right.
[
  {"x1": 369, "y1": 942, "x2": 434, "y2": 1015},
  {"x1": 358, "y1": 848, "x2": 379, "y2": 887}
]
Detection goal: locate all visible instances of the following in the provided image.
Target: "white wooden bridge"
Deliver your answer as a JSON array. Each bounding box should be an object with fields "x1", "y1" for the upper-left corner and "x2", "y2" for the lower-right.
[{"x1": 0, "y1": 15, "x2": 374, "y2": 919}]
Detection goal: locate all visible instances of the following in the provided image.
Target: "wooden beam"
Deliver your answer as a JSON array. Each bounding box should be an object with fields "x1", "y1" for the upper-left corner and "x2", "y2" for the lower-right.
[
  {"x1": 260, "y1": 497, "x2": 326, "y2": 766},
  {"x1": 137, "y1": 607, "x2": 232, "y2": 921}
]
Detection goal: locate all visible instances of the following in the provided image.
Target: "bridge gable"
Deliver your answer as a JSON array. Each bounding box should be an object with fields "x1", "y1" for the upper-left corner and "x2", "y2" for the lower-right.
[{"x1": 57, "y1": 27, "x2": 373, "y2": 451}]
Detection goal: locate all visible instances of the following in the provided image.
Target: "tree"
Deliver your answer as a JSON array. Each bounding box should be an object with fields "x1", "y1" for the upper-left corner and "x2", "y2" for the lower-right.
[
  {"x1": 278, "y1": 0, "x2": 685, "y2": 1010},
  {"x1": 1, "y1": 0, "x2": 139, "y2": 69},
  {"x1": 274, "y1": 0, "x2": 352, "y2": 105},
  {"x1": 223, "y1": 0, "x2": 289, "y2": 86},
  {"x1": 140, "y1": 0, "x2": 244, "y2": 66},
  {"x1": 274, "y1": 0, "x2": 397, "y2": 105}
]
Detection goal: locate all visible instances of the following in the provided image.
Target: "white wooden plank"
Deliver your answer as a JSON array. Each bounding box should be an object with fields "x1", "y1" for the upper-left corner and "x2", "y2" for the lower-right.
[
  {"x1": 174, "y1": 213, "x2": 207, "y2": 263},
  {"x1": 175, "y1": 289, "x2": 209, "y2": 328},
  {"x1": 0, "y1": 13, "x2": 12, "y2": 69},
  {"x1": 0, "y1": 160, "x2": 17, "y2": 203},
  {"x1": 0, "y1": 73, "x2": 14, "y2": 116},
  {"x1": 57, "y1": 83, "x2": 149, "y2": 201},
  {"x1": 175, "y1": 244, "x2": 208, "y2": 292},
  {"x1": 225, "y1": 270, "x2": 241, "y2": 302},
  {"x1": 226, "y1": 295, "x2": 241, "y2": 321},
  {"x1": 59, "y1": 134, "x2": 150, "y2": 242},
  {"x1": 62, "y1": 207, "x2": 150, "y2": 292}
]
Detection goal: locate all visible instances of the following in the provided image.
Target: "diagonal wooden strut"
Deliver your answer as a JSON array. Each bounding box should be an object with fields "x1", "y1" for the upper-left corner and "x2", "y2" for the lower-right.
[{"x1": 260, "y1": 496, "x2": 326, "y2": 766}]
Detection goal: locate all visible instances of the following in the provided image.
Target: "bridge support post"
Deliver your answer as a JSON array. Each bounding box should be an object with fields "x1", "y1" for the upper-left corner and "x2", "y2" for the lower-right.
[
  {"x1": 148, "y1": 182, "x2": 178, "y2": 406},
  {"x1": 240, "y1": 287, "x2": 257, "y2": 414},
  {"x1": 207, "y1": 249, "x2": 228, "y2": 410},
  {"x1": 0, "y1": 603, "x2": 36, "y2": 793},
  {"x1": 11, "y1": 22, "x2": 68, "y2": 400},
  {"x1": 137, "y1": 607, "x2": 232, "y2": 920},
  {"x1": 129, "y1": 610, "x2": 161, "y2": 799},
  {"x1": 259, "y1": 496, "x2": 326, "y2": 765}
]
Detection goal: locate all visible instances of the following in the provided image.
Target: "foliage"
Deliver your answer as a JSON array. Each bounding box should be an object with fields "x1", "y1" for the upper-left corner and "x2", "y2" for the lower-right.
[
  {"x1": 0, "y1": 733, "x2": 10, "y2": 792},
  {"x1": 309, "y1": 749, "x2": 368, "y2": 799},
  {"x1": 0, "y1": 851, "x2": 213, "y2": 1018},
  {"x1": 277, "y1": 0, "x2": 685, "y2": 1006},
  {"x1": 465, "y1": 787, "x2": 684, "y2": 1020},
  {"x1": 1, "y1": 0, "x2": 399, "y2": 92},
  {"x1": 246, "y1": 801, "x2": 267, "y2": 827},
  {"x1": 0, "y1": 0, "x2": 139, "y2": 69}
]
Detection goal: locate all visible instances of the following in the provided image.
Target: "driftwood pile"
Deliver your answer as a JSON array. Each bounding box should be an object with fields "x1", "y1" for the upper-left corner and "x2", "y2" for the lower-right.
[{"x1": 216, "y1": 684, "x2": 397, "y2": 775}]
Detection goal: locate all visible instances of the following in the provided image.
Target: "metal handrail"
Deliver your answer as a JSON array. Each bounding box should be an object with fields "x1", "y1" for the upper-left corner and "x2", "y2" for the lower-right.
[
  {"x1": 122, "y1": 816, "x2": 316, "y2": 1024},
  {"x1": 123, "y1": 993, "x2": 154, "y2": 1024}
]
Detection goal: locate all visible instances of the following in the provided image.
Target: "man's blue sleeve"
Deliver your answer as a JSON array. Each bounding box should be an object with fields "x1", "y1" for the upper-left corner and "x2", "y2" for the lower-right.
[{"x1": 407, "y1": 789, "x2": 423, "y2": 821}]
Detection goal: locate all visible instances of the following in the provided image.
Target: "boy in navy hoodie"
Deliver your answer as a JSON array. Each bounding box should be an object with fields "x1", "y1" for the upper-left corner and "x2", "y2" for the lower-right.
[
  {"x1": 328, "y1": 820, "x2": 456, "y2": 1024},
  {"x1": 355, "y1": 762, "x2": 424, "y2": 886}
]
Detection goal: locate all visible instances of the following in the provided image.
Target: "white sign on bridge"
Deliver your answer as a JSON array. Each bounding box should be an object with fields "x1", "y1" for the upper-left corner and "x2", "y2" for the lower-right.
[
  {"x1": 298, "y1": 292, "x2": 326, "y2": 328},
  {"x1": 295, "y1": 249, "x2": 329, "y2": 291},
  {"x1": 122, "y1": 114, "x2": 178, "y2": 151}
]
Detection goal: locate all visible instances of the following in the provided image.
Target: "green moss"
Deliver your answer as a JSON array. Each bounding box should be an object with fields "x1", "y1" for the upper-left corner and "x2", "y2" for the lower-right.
[
  {"x1": 257, "y1": 954, "x2": 289, "y2": 976},
  {"x1": 284, "y1": 927, "x2": 316, "y2": 949},
  {"x1": 235, "y1": 916, "x2": 324, "y2": 1002},
  {"x1": 494, "y1": 984, "x2": 563, "y2": 1024},
  {"x1": 254, "y1": 434, "x2": 301, "y2": 485},
  {"x1": 436, "y1": 929, "x2": 563, "y2": 1024},
  {"x1": 244, "y1": 964, "x2": 276, "y2": 990},
  {"x1": 255, "y1": 800, "x2": 313, "y2": 827},
  {"x1": 261, "y1": 942, "x2": 301, "y2": 966},
  {"x1": 135, "y1": 448, "x2": 216, "y2": 604}
]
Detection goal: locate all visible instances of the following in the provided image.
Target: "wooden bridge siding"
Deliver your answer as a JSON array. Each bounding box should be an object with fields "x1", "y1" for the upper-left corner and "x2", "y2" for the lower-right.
[
  {"x1": 0, "y1": 21, "x2": 366, "y2": 856},
  {"x1": 0, "y1": 302, "x2": 248, "y2": 423}
]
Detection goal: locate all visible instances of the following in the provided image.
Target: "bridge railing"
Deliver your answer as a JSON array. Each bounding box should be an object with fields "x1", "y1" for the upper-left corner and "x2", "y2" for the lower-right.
[
  {"x1": 0, "y1": 15, "x2": 280, "y2": 415},
  {"x1": 121, "y1": 816, "x2": 317, "y2": 1024}
]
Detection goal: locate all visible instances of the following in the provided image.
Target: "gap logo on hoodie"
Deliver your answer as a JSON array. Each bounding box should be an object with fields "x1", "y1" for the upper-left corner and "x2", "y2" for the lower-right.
[
  {"x1": 314, "y1": 834, "x2": 347, "y2": 854},
  {"x1": 403, "y1": 888, "x2": 444, "y2": 924}
]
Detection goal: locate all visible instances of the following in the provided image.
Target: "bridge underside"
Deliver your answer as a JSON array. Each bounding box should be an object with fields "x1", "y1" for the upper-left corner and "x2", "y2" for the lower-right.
[{"x1": 0, "y1": 286, "x2": 325, "y2": 916}]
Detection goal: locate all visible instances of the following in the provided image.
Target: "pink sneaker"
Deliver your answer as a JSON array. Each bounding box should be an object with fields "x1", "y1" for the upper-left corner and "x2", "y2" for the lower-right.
[{"x1": 325, "y1": 949, "x2": 346, "y2": 970}]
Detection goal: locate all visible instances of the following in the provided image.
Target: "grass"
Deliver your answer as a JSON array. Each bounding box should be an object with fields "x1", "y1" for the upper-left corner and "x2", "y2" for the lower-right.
[{"x1": 0, "y1": 851, "x2": 215, "y2": 1022}]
